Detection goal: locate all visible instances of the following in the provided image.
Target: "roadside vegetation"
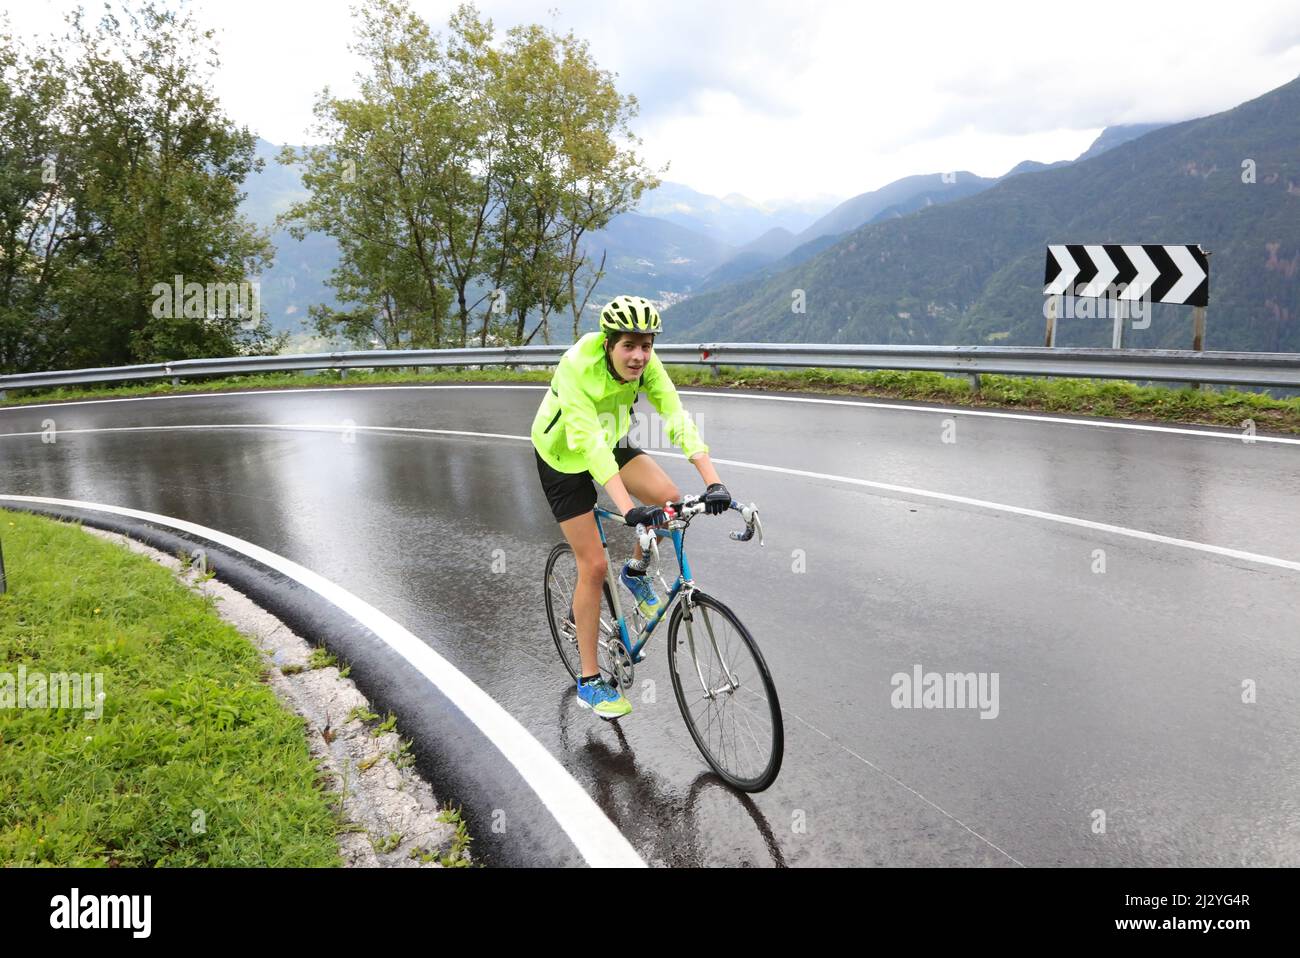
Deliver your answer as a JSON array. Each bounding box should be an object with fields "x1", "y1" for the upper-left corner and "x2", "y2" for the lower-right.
[{"x1": 0, "y1": 509, "x2": 342, "y2": 866}]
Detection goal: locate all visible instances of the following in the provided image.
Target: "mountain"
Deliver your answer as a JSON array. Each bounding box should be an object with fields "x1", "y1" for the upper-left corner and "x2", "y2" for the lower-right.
[
  {"x1": 693, "y1": 126, "x2": 1173, "y2": 293},
  {"x1": 738, "y1": 226, "x2": 799, "y2": 259},
  {"x1": 695, "y1": 227, "x2": 799, "y2": 290},
  {"x1": 635, "y1": 181, "x2": 838, "y2": 247},
  {"x1": 695, "y1": 171, "x2": 996, "y2": 292},
  {"x1": 796, "y1": 171, "x2": 994, "y2": 246},
  {"x1": 1001, "y1": 159, "x2": 1070, "y2": 177},
  {"x1": 580, "y1": 211, "x2": 734, "y2": 305},
  {"x1": 240, "y1": 138, "x2": 340, "y2": 335},
  {"x1": 1074, "y1": 123, "x2": 1168, "y2": 162},
  {"x1": 662, "y1": 76, "x2": 1300, "y2": 353}
]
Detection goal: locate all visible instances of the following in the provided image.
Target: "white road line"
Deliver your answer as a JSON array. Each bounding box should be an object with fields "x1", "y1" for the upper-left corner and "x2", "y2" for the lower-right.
[
  {"x1": 3, "y1": 382, "x2": 1297, "y2": 445},
  {"x1": 673, "y1": 389, "x2": 1300, "y2": 446},
  {"x1": 0, "y1": 494, "x2": 646, "y2": 869},
  {"x1": 669, "y1": 450, "x2": 1300, "y2": 573},
  {"x1": 787, "y1": 710, "x2": 1026, "y2": 867},
  {"x1": 0, "y1": 385, "x2": 546, "y2": 414},
  {"x1": 0, "y1": 423, "x2": 527, "y2": 442},
  {"x1": 5, "y1": 422, "x2": 1298, "y2": 572}
]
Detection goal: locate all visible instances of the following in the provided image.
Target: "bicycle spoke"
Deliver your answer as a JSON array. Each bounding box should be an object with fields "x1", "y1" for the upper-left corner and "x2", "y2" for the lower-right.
[
  {"x1": 730, "y1": 696, "x2": 767, "y2": 769},
  {"x1": 686, "y1": 675, "x2": 764, "y2": 774}
]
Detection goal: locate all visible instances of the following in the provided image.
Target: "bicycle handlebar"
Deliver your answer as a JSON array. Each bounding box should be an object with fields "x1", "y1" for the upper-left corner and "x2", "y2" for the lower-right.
[
  {"x1": 639, "y1": 494, "x2": 764, "y2": 547},
  {"x1": 728, "y1": 502, "x2": 765, "y2": 545}
]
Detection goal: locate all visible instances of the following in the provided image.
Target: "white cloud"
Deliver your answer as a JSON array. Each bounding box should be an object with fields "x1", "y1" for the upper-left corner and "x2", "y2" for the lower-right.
[{"x1": 6, "y1": 0, "x2": 1300, "y2": 204}]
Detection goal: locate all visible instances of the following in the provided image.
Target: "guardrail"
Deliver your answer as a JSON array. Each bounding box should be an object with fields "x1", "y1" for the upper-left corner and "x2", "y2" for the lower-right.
[{"x1": 2, "y1": 343, "x2": 1299, "y2": 397}]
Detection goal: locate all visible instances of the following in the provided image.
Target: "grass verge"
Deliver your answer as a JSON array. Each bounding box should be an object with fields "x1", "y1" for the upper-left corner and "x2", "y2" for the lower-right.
[
  {"x1": 2, "y1": 363, "x2": 1297, "y2": 434},
  {"x1": 0, "y1": 508, "x2": 342, "y2": 866}
]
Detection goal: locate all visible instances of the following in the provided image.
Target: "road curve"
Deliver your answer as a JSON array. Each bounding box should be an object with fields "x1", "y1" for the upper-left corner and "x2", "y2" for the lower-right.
[{"x1": 2, "y1": 383, "x2": 1297, "y2": 866}]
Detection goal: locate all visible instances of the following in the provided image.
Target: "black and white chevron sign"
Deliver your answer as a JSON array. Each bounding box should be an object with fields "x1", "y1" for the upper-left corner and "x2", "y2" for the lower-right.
[{"x1": 1043, "y1": 244, "x2": 1209, "y2": 307}]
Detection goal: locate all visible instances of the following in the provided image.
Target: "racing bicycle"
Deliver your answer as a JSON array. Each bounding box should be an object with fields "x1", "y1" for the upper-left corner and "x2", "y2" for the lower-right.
[{"x1": 543, "y1": 494, "x2": 783, "y2": 792}]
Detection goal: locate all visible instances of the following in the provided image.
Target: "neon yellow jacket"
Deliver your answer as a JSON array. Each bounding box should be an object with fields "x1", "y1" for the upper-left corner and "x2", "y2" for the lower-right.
[{"x1": 531, "y1": 331, "x2": 709, "y2": 483}]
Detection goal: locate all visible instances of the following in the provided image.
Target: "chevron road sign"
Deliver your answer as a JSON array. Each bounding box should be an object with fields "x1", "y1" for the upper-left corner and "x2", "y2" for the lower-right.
[
  {"x1": 1042, "y1": 244, "x2": 1211, "y2": 351},
  {"x1": 1044, "y1": 244, "x2": 1209, "y2": 307}
]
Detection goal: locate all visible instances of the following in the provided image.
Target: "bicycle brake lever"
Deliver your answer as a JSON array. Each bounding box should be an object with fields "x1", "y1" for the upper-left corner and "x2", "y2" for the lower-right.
[
  {"x1": 635, "y1": 523, "x2": 656, "y2": 553},
  {"x1": 728, "y1": 503, "x2": 764, "y2": 545}
]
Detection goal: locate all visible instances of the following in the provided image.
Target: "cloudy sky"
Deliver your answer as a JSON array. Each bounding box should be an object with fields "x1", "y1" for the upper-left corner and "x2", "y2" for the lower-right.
[{"x1": 7, "y1": 0, "x2": 1300, "y2": 206}]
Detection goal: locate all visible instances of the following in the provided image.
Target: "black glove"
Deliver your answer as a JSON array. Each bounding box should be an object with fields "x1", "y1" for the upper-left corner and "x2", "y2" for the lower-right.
[
  {"x1": 625, "y1": 505, "x2": 667, "y2": 528},
  {"x1": 703, "y1": 482, "x2": 731, "y2": 516}
]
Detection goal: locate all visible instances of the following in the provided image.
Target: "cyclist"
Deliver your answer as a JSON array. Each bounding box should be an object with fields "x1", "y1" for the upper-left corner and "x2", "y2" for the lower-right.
[{"x1": 532, "y1": 294, "x2": 731, "y2": 719}]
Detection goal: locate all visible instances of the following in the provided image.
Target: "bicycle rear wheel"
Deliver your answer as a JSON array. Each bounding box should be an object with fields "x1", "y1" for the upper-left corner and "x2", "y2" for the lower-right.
[
  {"x1": 543, "y1": 542, "x2": 621, "y2": 685},
  {"x1": 667, "y1": 591, "x2": 783, "y2": 792}
]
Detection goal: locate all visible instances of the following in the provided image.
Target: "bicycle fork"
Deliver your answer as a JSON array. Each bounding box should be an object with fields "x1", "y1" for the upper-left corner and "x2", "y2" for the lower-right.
[{"x1": 680, "y1": 589, "x2": 741, "y2": 699}]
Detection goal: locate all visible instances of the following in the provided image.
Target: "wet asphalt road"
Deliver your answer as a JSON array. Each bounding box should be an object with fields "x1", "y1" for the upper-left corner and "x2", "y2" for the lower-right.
[{"x1": 2, "y1": 383, "x2": 1298, "y2": 867}]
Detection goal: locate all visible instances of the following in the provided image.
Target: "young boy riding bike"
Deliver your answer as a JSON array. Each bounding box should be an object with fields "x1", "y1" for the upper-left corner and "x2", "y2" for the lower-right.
[{"x1": 531, "y1": 294, "x2": 731, "y2": 719}]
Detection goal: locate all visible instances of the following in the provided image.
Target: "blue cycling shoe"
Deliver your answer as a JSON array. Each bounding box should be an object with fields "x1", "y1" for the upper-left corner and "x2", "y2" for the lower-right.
[
  {"x1": 576, "y1": 676, "x2": 632, "y2": 719},
  {"x1": 620, "y1": 561, "x2": 661, "y2": 618}
]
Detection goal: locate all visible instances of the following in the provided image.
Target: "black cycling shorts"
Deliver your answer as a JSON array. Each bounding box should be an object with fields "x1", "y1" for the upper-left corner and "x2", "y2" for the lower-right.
[{"x1": 535, "y1": 441, "x2": 645, "y2": 523}]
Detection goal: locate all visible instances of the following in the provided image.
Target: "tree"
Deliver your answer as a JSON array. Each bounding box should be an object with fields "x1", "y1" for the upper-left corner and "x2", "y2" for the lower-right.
[
  {"x1": 0, "y1": 3, "x2": 281, "y2": 374},
  {"x1": 281, "y1": 0, "x2": 660, "y2": 352},
  {"x1": 281, "y1": 0, "x2": 495, "y2": 350},
  {"x1": 0, "y1": 27, "x2": 73, "y2": 373},
  {"x1": 486, "y1": 21, "x2": 657, "y2": 345}
]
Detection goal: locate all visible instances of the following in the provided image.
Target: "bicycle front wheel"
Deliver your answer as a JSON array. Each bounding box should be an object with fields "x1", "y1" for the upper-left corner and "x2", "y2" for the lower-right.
[{"x1": 667, "y1": 591, "x2": 784, "y2": 792}]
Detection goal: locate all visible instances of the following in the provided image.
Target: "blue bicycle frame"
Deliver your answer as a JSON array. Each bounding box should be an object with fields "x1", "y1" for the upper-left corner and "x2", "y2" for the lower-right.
[{"x1": 592, "y1": 505, "x2": 694, "y2": 663}]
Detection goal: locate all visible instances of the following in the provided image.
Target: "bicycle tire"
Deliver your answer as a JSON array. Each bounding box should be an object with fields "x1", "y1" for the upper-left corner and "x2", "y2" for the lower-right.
[{"x1": 667, "y1": 591, "x2": 784, "y2": 792}]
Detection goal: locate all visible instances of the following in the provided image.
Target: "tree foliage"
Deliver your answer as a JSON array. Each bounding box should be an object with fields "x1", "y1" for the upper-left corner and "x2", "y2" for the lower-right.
[
  {"x1": 0, "y1": 2, "x2": 282, "y2": 374},
  {"x1": 280, "y1": 0, "x2": 658, "y2": 350}
]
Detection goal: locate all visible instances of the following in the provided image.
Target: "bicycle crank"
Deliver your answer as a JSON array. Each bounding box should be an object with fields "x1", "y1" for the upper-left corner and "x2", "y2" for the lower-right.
[{"x1": 604, "y1": 639, "x2": 636, "y2": 690}]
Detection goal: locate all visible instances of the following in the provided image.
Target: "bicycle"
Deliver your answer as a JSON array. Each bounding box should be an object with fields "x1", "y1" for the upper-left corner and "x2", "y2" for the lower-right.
[{"x1": 543, "y1": 494, "x2": 784, "y2": 792}]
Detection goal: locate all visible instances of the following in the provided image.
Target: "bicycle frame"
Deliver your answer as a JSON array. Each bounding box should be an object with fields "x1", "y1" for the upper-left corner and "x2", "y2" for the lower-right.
[{"x1": 592, "y1": 505, "x2": 694, "y2": 663}]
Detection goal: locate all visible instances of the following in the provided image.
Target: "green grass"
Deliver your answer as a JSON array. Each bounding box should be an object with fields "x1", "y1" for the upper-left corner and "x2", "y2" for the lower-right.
[
  {"x1": 437, "y1": 804, "x2": 474, "y2": 867},
  {"x1": 0, "y1": 509, "x2": 342, "y2": 867},
  {"x1": 3, "y1": 362, "x2": 1297, "y2": 433},
  {"x1": 408, "y1": 803, "x2": 473, "y2": 867},
  {"x1": 307, "y1": 647, "x2": 337, "y2": 670},
  {"x1": 347, "y1": 705, "x2": 379, "y2": 725}
]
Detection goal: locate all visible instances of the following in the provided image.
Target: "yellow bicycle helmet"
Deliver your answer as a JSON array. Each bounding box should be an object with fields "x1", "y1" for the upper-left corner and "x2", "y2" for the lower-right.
[{"x1": 599, "y1": 295, "x2": 661, "y2": 334}]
